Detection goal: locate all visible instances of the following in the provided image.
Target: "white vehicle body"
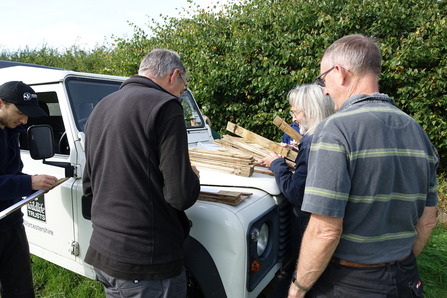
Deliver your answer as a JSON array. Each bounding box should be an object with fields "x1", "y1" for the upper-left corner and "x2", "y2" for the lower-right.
[{"x1": 0, "y1": 61, "x2": 296, "y2": 298}]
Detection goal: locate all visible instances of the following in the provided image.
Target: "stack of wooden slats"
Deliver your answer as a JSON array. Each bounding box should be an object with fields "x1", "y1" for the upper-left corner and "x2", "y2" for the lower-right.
[
  {"x1": 189, "y1": 147, "x2": 256, "y2": 177},
  {"x1": 213, "y1": 136, "x2": 295, "y2": 172},
  {"x1": 190, "y1": 119, "x2": 301, "y2": 205},
  {"x1": 198, "y1": 190, "x2": 253, "y2": 205},
  {"x1": 189, "y1": 121, "x2": 298, "y2": 177}
]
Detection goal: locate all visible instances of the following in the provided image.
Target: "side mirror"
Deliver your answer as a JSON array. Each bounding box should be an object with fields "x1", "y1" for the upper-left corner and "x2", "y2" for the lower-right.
[
  {"x1": 28, "y1": 125, "x2": 55, "y2": 160},
  {"x1": 27, "y1": 125, "x2": 74, "y2": 178}
]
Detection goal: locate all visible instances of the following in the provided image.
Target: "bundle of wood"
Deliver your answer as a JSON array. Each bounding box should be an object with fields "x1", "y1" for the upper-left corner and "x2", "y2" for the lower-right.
[
  {"x1": 198, "y1": 190, "x2": 253, "y2": 206},
  {"x1": 189, "y1": 120, "x2": 298, "y2": 177},
  {"x1": 189, "y1": 147, "x2": 256, "y2": 177},
  {"x1": 214, "y1": 135, "x2": 271, "y2": 160}
]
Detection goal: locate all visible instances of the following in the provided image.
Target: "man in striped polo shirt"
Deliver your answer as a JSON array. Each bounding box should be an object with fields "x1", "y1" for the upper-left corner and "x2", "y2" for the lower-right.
[{"x1": 288, "y1": 34, "x2": 438, "y2": 298}]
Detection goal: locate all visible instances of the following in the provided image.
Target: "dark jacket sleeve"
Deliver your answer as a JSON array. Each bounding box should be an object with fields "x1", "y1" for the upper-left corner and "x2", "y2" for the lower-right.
[
  {"x1": 1, "y1": 130, "x2": 33, "y2": 202},
  {"x1": 157, "y1": 101, "x2": 200, "y2": 211},
  {"x1": 270, "y1": 135, "x2": 312, "y2": 207},
  {"x1": 0, "y1": 173, "x2": 32, "y2": 201}
]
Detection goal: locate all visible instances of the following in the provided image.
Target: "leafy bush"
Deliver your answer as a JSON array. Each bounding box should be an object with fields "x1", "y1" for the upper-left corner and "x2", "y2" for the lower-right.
[
  {"x1": 110, "y1": 0, "x2": 447, "y2": 168},
  {"x1": 0, "y1": 44, "x2": 112, "y2": 74},
  {"x1": 2, "y1": 0, "x2": 446, "y2": 169}
]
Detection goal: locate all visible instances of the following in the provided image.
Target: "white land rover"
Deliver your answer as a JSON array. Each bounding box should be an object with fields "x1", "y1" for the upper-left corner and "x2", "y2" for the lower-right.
[{"x1": 0, "y1": 61, "x2": 296, "y2": 298}]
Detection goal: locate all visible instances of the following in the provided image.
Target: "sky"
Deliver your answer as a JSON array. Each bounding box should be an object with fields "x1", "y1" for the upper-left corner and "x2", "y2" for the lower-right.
[{"x1": 1, "y1": 0, "x2": 230, "y2": 51}]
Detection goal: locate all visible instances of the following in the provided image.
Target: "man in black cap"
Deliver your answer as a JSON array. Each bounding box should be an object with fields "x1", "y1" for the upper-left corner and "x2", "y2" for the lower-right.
[{"x1": 0, "y1": 81, "x2": 58, "y2": 297}]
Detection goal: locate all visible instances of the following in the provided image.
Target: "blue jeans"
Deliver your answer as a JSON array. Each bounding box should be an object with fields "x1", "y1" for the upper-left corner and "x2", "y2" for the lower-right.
[
  {"x1": 94, "y1": 267, "x2": 187, "y2": 298},
  {"x1": 306, "y1": 252, "x2": 424, "y2": 297}
]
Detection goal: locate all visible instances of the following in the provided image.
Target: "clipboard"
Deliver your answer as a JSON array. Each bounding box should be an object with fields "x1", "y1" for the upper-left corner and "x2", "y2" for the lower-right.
[{"x1": 0, "y1": 177, "x2": 69, "y2": 220}]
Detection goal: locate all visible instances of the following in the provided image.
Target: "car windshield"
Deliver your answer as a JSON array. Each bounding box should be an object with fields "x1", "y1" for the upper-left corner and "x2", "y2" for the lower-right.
[
  {"x1": 181, "y1": 90, "x2": 205, "y2": 128},
  {"x1": 66, "y1": 77, "x2": 204, "y2": 132},
  {"x1": 66, "y1": 77, "x2": 122, "y2": 131}
]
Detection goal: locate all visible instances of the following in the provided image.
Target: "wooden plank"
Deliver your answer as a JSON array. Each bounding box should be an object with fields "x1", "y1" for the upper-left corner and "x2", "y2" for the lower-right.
[
  {"x1": 213, "y1": 139, "x2": 266, "y2": 160},
  {"x1": 253, "y1": 168, "x2": 274, "y2": 176},
  {"x1": 215, "y1": 136, "x2": 270, "y2": 160},
  {"x1": 189, "y1": 156, "x2": 253, "y2": 168},
  {"x1": 273, "y1": 116, "x2": 302, "y2": 142},
  {"x1": 190, "y1": 160, "x2": 254, "y2": 177},
  {"x1": 226, "y1": 122, "x2": 298, "y2": 161},
  {"x1": 223, "y1": 135, "x2": 272, "y2": 156},
  {"x1": 189, "y1": 147, "x2": 253, "y2": 160},
  {"x1": 189, "y1": 147, "x2": 254, "y2": 164}
]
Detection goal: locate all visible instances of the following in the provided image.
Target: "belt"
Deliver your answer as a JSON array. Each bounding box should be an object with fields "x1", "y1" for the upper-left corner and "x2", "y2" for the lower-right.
[{"x1": 330, "y1": 254, "x2": 411, "y2": 268}]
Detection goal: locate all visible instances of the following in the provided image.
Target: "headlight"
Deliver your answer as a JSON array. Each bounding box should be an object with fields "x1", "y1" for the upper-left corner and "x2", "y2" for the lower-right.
[
  {"x1": 257, "y1": 223, "x2": 269, "y2": 256},
  {"x1": 247, "y1": 205, "x2": 279, "y2": 291}
]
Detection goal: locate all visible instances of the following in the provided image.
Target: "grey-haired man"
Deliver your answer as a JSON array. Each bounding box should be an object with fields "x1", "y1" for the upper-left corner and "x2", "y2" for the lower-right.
[
  {"x1": 83, "y1": 49, "x2": 200, "y2": 298},
  {"x1": 288, "y1": 35, "x2": 438, "y2": 298}
]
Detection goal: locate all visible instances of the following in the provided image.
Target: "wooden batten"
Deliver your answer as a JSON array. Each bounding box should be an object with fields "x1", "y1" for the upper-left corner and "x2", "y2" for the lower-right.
[
  {"x1": 190, "y1": 160, "x2": 254, "y2": 177},
  {"x1": 273, "y1": 116, "x2": 302, "y2": 142},
  {"x1": 226, "y1": 121, "x2": 298, "y2": 161},
  {"x1": 214, "y1": 136, "x2": 270, "y2": 160}
]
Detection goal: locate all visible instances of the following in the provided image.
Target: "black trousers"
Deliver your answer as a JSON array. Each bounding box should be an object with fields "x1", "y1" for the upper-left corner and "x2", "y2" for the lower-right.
[
  {"x1": 0, "y1": 225, "x2": 35, "y2": 298},
  {"x1": 306, "y1": 251, "x2": 424, "y2": 298}
]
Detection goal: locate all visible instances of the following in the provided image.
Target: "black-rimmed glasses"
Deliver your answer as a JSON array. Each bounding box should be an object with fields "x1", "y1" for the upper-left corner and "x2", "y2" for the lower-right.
[
  {"x1": 315, "y1": 66, "x2": 335, "y2": 87},
  {"x1": 315, "y1": 65, "x2": 348, "y2": 87}
]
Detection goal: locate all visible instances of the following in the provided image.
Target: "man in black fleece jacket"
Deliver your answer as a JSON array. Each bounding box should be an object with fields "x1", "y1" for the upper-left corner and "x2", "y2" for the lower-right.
[{"x1": 83, "y1": 49, "x2": 200, "y2": 298}]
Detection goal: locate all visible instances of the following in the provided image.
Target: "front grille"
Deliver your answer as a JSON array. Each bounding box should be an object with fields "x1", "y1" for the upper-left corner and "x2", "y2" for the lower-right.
[{"x1": 277, "y1": 199, "x2": 291, "y2": 262}]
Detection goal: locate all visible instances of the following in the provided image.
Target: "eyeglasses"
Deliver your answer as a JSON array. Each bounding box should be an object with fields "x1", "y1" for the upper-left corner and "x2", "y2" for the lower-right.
[
  {"x1": 179, "y1": 73, "x2": 187, "y2": 93},
  {"x1": 315, "y1": 65, "x2": 348, "y2": 87},
  {"x1": 289, "y1": 109, "x2": 302, "y2": 118},
  {"x1": 314, "y1": 66, "x2": 334, "y2": 87}
]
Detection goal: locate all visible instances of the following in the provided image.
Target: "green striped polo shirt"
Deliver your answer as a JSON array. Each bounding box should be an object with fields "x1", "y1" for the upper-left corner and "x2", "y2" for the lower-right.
[{"x1": 302, "y1": 93, "x2": 439, "y2": 264}]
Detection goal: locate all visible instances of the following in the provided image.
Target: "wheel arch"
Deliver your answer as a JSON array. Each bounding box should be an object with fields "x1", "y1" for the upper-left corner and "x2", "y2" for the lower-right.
[{"x1": 184, "y1": 236, "x2": 227, "y2": 298}]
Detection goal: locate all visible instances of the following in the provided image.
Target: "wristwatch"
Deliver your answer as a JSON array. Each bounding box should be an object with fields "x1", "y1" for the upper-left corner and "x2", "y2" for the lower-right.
[{"x1": 292, "y1": 271, "x2": 311, "y2": 292}]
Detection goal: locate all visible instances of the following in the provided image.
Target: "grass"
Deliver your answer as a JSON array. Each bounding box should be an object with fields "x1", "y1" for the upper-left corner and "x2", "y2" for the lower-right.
[
  {"x1": 418, "y1": 222, "x2": 447, "y2": 298},
  {"x1": 417, "y1": 173, "x2": 447, "y2": 298},
  {"x1": 29, "y1": 223, "x2": 447, "y2": 298},
  {"x1": 31, "y1": 255, "x2": 104, "y2": 298}
]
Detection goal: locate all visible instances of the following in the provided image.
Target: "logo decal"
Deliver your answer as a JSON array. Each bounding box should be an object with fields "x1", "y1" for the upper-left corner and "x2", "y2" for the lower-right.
[
  {"x1": 23, "y1": 92, "x2": 37, "y2": 101},
  {"x1": 27, "y1": 194, "x2": 46, "y2": 222}
]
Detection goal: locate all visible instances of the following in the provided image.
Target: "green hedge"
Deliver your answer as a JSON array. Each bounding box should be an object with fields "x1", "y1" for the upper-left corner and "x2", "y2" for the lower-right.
[
  {"x1": 2, "y1": 0, "x2": 446, "y2": 168},
  {"x1": 110, "y1": 0, "x2": 447, "y2": 168}
]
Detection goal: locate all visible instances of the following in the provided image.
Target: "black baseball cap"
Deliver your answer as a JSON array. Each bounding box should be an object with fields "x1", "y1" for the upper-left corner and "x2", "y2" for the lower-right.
[{"x1": 0, "y1": 81, "x2": 47, "y2": 117}]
